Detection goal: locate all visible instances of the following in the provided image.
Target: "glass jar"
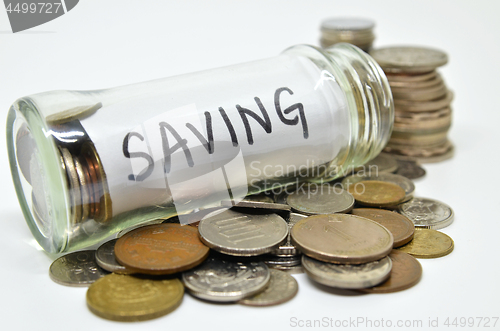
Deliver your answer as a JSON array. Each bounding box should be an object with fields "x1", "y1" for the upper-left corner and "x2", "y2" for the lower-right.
[{"x1": 7, "y1": 43, "x2": 393, "y2": 253}]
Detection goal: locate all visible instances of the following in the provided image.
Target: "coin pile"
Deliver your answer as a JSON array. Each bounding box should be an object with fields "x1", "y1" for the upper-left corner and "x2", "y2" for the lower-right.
[
  {"x1": 47, "y1": 167, "x2": 455, "y2": 321},
  {"x1": 370, "y1": 46, "x2": 454, "y2": 163},
  {"x1": 319, "y1": 17, "x2": 375, "y2": 52}
]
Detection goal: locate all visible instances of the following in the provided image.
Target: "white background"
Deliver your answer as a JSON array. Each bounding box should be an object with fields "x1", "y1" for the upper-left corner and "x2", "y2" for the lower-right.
[{"x1": 1, "y1": 1, "x2": 499, "y2": 330}]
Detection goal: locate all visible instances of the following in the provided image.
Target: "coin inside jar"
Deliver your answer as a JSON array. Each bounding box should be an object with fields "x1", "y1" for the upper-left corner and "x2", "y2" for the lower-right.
[
  {"x1": 114, "y1": 223, "x2": 209, "y2": 275},
  {"x1": 291, "y1": 214, "x2": 393, "y2": 264}
]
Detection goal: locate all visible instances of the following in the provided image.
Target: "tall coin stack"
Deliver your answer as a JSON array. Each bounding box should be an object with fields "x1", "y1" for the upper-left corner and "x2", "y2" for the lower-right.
[
  {"x1": 370, "y1": 46, "x2": 454, "y2": 163},
  {"x1": 320, "y1": 17, "x2": 375, "y2": 52}
]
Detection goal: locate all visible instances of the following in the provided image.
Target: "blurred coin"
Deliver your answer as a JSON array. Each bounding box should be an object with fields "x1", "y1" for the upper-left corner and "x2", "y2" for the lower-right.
[
  {"x1": 387, "y1": 71, "x2": 436, "y2": 82},
  {"x1": 342, "y1": 173, "x2": 415, "y2": 202},
  {"x1": 239, "y1": 269, "x2": 298, "y2": 306},
  {"x1": 182, "y1": 255, "x2": 270, "y2": 302},
  {"x1": 242, "y1": 193, "x2": 275, "y2": 203},
  {"x1": 389, "y1": 73, "x2": 443, "y2": 89},
  {"x1": 115, "y1": 224, "x2": 209, "y2": 275},
  {"x1": 392, "y1": 84, "x2": 448, "y2": 102},
  {"x1": 272, "y1": 265, "x2": 304, "y2": 274},
  {"x1": 86, "y1": 274, "x2": 183, "y2": 321},
  {"x1": 394, "y1": 91, "x2": 453, "y2": 112},
  {"x1": 351, "y1": 208, "x2": 415, "y2": 247},
  {"x1": 286, "y1": 185, "x2": 354, "y2": 215},
  {"x1": 199, "y1": 209, "x2": 288, "y2": 256},
  {"x1": 388, "y1": 144, "x2": 454, "y2": 163},
  {"x1": 263, "y1": 255, "x2": 302, "y2": 267},
  {"x1": 271, "y1": 213, "x2": 307, "y2": 256},
  {"x1": 359, "y1": 250, "x2": 422, "y2": 293},
  {"x1": 47, "y1": 102, "x2": 102, "y2": 124},
  {"x1": 348, "y1": 181, "x2": 406, "y2": 207},
  {"x1": 371, "y1": 46, "x2": 448, "y2": 73},
  {"x1": 95, "y1": 239, "x2": 133, "y2": 274},
  {"x1": 222, "y1": 200, "x2": 291, "y2": 212},
  {"x1": 397, "y1": 228, "x2": 454, "y2": 258},
  {"x1": 394, "y1": 160, "x2": 426, "y2": 179},
  {"x1": 302, "y1": 255, "x2": 392, "y2": 289},
  {"x1": 291, "y1": 214, "x2": 393, "y2": 264},
  {"x1": 49, "y1": 250, "x2": 108, "y2": 287},
  {"x1": 355, "y1": 153, "x2": 399, "y2": 174},
  {"x1": 398, "y1": 197, "x2": 454, "y2": 229}
]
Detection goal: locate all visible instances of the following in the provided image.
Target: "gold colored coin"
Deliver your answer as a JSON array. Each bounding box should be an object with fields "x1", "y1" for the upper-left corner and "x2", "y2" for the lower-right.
[
  {"x1": 348, "y1": 181, "x2": 406, "y2": 207},
  {"x1": 397, "y1": 228, "x2": 454, "y2": 258},
  {"x1": 86, "y1": 273, "x2": 184, "y2": 321}
]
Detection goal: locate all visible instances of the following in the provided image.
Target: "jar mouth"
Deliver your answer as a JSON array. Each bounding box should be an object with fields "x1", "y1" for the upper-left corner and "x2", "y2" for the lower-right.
[
  {"x1": 323, "y1": 43, "x2": 394, "y2": 171},
  {"x1": 7, "y1": 99, "x2": 70, "y2": 253}
]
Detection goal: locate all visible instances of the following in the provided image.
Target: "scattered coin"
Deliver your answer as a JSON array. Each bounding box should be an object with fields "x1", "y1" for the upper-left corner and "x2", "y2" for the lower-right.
[
  {"x1": 351, "y1": 208, "x2": 415, "y2": 247},
  {"x1": 342, "y1": 173, "x2": 415, "y2": 202},
  {"x1": 359, "y1": 250, "x2": 422, "y2": 293},
  {"x1": 49, "y1": 250, "x2": 108, "y2": 287},
  {"x1": 272, "y1": 265, "x2": 304, "y2": 274},
  {"x1": 355, "y1": 153, "x2": 399, "y2": 174},
  {"x1": 302, "y1": 255, "x2": 392, "y2": 289},
  {"x1": 115, "y1": 224, "x2": 210, "y2": 275},
  {"x1": 394, "y1": 160, "x2": 426, "y2": 179},
  {"x1": 86, "y1": 274, "x2": 184, "y2": 321},
  {"x1": 116, "y1": 219, "x2": 164, "y2": 238},
  {"x1": 370, "y1": 46, "x2": 448, "y2": 73},
  {"x1": 182, "y1": 255, "x2": 270, "y2": 302},
  {"x1": 397, "y1": 228, "x2": 454, "y2": 258},
  {"x1": 221, "y1": 200, "x2": 291, "y2": 212},
  {"x1": 242, "y1": 193, "x2": 275, "y2": 203},
  {"x1": 348, "y1": 180, "x2": 406, "y2": 207},
  {"x1": 270, "y1": 213, "x2": 307, "y2": 256},
  {"x1": 263, "y1": 255, "x2": 302, "y2": 267},
  {"x1": 239, "y1": 269, "x2": 298, "y2": 306},
  {"x1": 95, "y1": 239, "x2": 133, "y2": 274},
  {"x1": 286, "y1": 185, "x2": 354, "y2": 215},
  {"x1": 399, "y1": 197, "x2": 454, "y2": 229},
  {"x1": 291, "y1": 214, "x2": 393, "y2": 264},
  {"x1": 198, "y1": 209, "x2": 288, "y2": 256}
]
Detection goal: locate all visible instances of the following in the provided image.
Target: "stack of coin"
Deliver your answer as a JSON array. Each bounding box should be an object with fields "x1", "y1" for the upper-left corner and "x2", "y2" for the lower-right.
[
  {"x1": 370, "y1": 46, "x2": 454, "y2": 163},
  {"x1": 319, "y1": 17, "x2": 375, "y2": 52}
]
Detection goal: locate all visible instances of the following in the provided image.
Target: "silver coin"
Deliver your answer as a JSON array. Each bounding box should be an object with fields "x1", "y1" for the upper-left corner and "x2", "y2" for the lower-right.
[
  {"x1": 270, "y1": 213, "x2": 307, "y2": 256},
  {"x1": 239, "y1": 269, "x2": 298, "y2": 306},
  {"x1": 49, "y1": 250, "x2": 108, "y2": 287},
  {"x1": 263, "y1": 255, "x2": 302, "y2": 267},
  {"x1": 395, "y1": 160, "x2": 426, "y2": 180},
  {"x1": 271, "y1": 265, "x2": 304, "y2": 274},
  {"x1": 371, "y1": 46, "x2": 448, "y2": 73},
  {"x1": 342, "y1": 173, "x2": 415, "y2": 202},
  {"x1": 302, "y1": 255, "x2": 392, "y2": 289},
  {"x1": 286, "y1": 185, "x2": 354, "y2": 215},
  {"x1": 182, "y1": 255, "x2": 270, "y2": 302},
  {"x1": 398, "y1": 197, "x2": 454, "y2": 229},
  {"x1": 46, "y1": 102, "x2": 102, "y2": 124},
  {"x1": 321, "y1": 17, "x2": 375, "y2": 31},
  {"x1": 95, "y1": 239, "x2": 132, "y2": 274},
  {"x1": 242, "y1": 194, "x2": 275, "y2": 203},
  {"x1": 221, "y1": 200, "x2": 291, "y2": 212},
  {"x1": 355, "y1": 153, "x2": 399, "y2": 174},
  {"x1": 199, "y1": 209, "x2": 288, "y2": 256}
]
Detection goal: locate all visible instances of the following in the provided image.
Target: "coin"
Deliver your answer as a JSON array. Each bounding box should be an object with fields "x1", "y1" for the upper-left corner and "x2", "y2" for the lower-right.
[
  {"x1": 394, "y1": 91, "x2": 453, "y2": 112},
  {"x1": 394, "y1": 160, "x2": 426, "y2": 179},
  {"x1": 389, "y1": 73, "x2": 443, "y2": 89},
  {"x1": 46, "y1": 102, "x2": 102, "y2": 124},
  {"x1": 263, "y1": 255, "x2": 302, "y2": 267},
  {"x1": 95, "y1": 239, "x2": 133, "y2": 274},
  {"x1": 351, "y1": 208, "x2": 415, "y2": 247},
  {"x1": 198, "y1": 209, "x2": 288, "y2": 256},
  {"x1": 320, "y1": 17, "x2": 375, "y2": 50},
  {"x1": 397, "y1": 228, "x2": 454, "y2": 258},
  {"x1": 86, "y1": 274, "x2": 183, "y2": 321},
  {"x1": 387, "y1": 71, "x2": 437, "y2": 82},
  {"x1": 359, "y1": 250, "x2": 422, "y2": 293},
  {"x1": 115, "y1": 219, "x2": 164, "y2": 238},
  {"x1": 115, "y1": 223, "x2": 209, "y2": 275},
  {"x1": 272, "y1": 265, "x2": 304, "y2": 274},
  {"x1": 291, "y1": 214, "x2": 393, "y2": 264},
  {"x1": 302, "y1": 255, "x2": 392, "y2": 289},
  {"x1": 347, "y1": 180, "x2": 406, "y2": 207},
  {"x1": 49, "y1": 250, "x2": 108, "y2": 287},
  {"x1": 182, "y1": 255, "x2": 270, "y2": 302},
  {"x1": 342, "y1": 173, "x2": 415, "y2": 202},
  {"x1": 242, "y1": 193, "x2": 275, "y2": 203},
  {"x1": 270, "y1": 213, "x2": 307, "y2": 256},
  {"x1": 239, "y1": 269, "x2": 298, "y2": 306},
  {"x1": 398, "y1": 197, "x2": 454, "y2": 229},
  {"x1": 355, "y1": 152, "x2": 399, "y2": 174},
  {"x1": 286, "y1": 185, "x2": 354, "y2": 215},
  {"x1": 371, "y1": 46, "x2": 448, "y2": 73},
  {"x1": 221, "y1": 200, "x2": 291, "y2": 212}
]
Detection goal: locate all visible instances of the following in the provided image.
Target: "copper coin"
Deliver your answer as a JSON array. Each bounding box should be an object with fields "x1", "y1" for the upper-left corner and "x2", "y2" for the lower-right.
[
  {"x1": 115, "y1": 223, "x2": 209, "y2": 275},
  {"x1": 291, "y1": 214, "x2": 393, "y2": 264},
  {"x1": 359, "y1": 250, "x2": 422, "y2": 293},
  {"x1": 351, "y1": 208, "x2": 415, "y2": 247},
  {"x1": 348, "y1": 181, "x2": 406, "y2": 207}
]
